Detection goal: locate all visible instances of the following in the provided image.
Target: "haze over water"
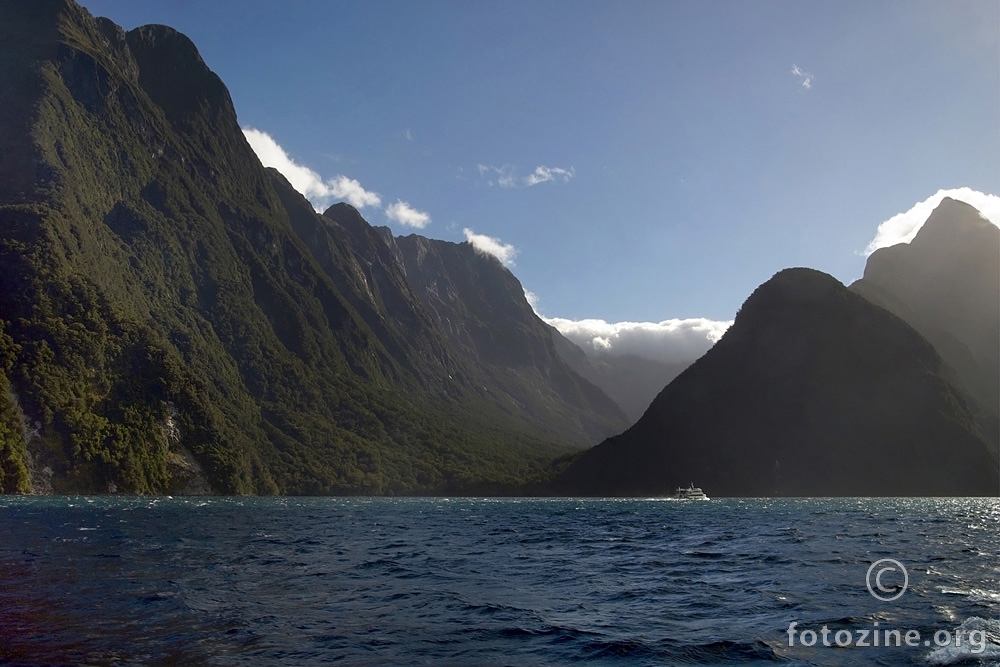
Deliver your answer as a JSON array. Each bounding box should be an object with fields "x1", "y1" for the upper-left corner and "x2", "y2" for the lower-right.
[{"x1": 1, "y1": 497, "x2": 998, "y2": 665}]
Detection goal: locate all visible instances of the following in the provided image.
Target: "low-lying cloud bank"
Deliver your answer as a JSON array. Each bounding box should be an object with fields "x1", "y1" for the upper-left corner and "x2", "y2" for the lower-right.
[
  {"x1": 545, "y1": 316, "x2": 732, "y2": 365},
  {"x1": 865, "y1": 187, "x2": 1000, "y2": 255}
]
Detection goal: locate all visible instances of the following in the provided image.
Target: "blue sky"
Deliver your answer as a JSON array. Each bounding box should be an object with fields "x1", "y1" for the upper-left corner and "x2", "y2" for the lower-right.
[{"x1": 80, "y1": 1, "x2": 999, "y2": 353}]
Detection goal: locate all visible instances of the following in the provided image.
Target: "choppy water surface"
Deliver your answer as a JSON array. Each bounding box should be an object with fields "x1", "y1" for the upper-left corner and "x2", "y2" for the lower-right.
[{"x1": 0, "y1": 496, "x2": 997, "y2": 666}]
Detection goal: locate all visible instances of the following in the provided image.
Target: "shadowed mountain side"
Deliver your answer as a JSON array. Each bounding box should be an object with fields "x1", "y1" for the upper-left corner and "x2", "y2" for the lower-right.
[
  {"x1": 364, "y1": 225, "x2": 629, "y2": 444},
  {"x1": 269, "y1": 175, "x2": 459, "y2": 390},
  {"x1": 850, "y1": 197, "x2": 999, "y2": 453},
  {"x1": 0, "y1": 0, "x2": 623, "y2": 494},
  {"x1": 287, "y1": 194, "x2": 628, "y2": 444},
  {"x1": 552, "y1": 268, "x2": 999, "y2": 497}
]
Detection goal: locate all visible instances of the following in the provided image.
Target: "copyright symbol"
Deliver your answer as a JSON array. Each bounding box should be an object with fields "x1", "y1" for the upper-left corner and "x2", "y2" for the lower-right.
[{"x1": 866, "y1": 558, "x2": 908, "y2": 601}]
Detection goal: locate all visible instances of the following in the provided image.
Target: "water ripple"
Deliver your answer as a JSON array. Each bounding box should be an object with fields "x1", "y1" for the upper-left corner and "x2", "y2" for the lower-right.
[{"x1": 0, "y1": 497, "x2": 997, "y2": 665}]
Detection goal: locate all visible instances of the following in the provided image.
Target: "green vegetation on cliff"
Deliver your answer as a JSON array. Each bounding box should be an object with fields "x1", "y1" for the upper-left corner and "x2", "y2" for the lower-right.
[{"x1": 0, "y1": 0, "x2": 624, "y2": 494}]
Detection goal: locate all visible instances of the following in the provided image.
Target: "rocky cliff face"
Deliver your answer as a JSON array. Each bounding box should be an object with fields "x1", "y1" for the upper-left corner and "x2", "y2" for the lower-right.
[
  {"x1": 553, "y1": 268, "x2": 998, "y2": 497},
  {"x1": 378, "y1": 228, "x2": 628, "y2": 443},
  {"x1": 306, "y1": 200, "x2": 628, "y2": 443},
  {"x1": 0, "y1": 0, "x2": 624, "y2": 494}
]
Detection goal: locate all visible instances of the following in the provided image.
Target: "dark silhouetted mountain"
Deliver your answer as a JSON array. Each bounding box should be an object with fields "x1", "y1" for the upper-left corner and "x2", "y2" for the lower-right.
[
  {"x1": 850, "y1": 198, "x2": 999, "y2": 454},
  {"x1": 553, "y1": 268, "x2": 999, "y2": 497},
  {"x1": 0, "y1": 0, "x2": 625, "y2": 494}
]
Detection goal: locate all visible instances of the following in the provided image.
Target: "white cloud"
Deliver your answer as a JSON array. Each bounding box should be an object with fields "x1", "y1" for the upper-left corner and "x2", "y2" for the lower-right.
[
  {"x1": 864, "y1": 187, "x2": 1000, "y2": 255},
  {"x1": 385, "y1": 200, "x2": 431, "y2": 229},
  {"x1": 545, "y1": 317, "x2": 732, "y2": 365},
  {"x1": 463, "y1": 228, "x2": 518, "y2": 266},
  {"x1": 791, "y1": 64, "x2": 813, "y2": 89},
  {"x1": 328, "y1": 175, "x2": 382, "y2": 209},
  {"x1": 524, "y1": 290, "x2": 540, "y2": 314},
  {"x1": 244, "y1": 128, "x2": 433, "y2": 228},
  {"x1": 477, "y1": 163, "x2": 574, "y2": 188},
  {"x1": 243, "y1": 127, "x2": 381, "y2": 211},
  {"x1": 525, "y1": 165, "x2": 575, "y2": 186}
]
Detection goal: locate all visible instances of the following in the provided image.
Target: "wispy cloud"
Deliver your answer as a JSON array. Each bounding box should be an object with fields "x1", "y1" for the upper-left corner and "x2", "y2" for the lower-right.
[
  {"x1": 791, "y1": 64, "x2": 813, "y2": 89},
  {"x1": 477, "y1": 163, "x2": 575, "y2": 188},
  {"x1": 544, "y1": 316, "x2": 732, "y2": 365},
  {"x1": 386, "y1": 200, "x2": 431, "y2": 229},
  {"x1": 477, "y1": 164, "x2": 518, "y2": 188},
  {"x1": 243, "y1": 127, "x2": 381, "y2": 211},
  {"x1": 463, "y1": 228, "x2": 518, "y2": 266},
  {"x1": 525, "y1": 165, "x2": 575, "y2": 186},
  {"x1": 864, "y1": 187, "x2": 1000, "y2": 255}
]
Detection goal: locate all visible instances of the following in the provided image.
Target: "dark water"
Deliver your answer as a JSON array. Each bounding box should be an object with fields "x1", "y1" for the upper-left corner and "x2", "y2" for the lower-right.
[{"x1": 0, "y1": 497, "x2": 997, "y2": 666}]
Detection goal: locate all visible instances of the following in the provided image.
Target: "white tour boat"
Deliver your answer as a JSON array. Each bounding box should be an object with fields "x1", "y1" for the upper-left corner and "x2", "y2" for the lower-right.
[{"x1": 674, "y1": 483, "x2": 709, "y2": 500}]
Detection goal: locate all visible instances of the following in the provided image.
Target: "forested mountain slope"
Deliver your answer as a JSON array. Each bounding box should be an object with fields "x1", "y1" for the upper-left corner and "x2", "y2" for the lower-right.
[{"x1": 0, "y1": 0, "x2": 625, "y2": 494}]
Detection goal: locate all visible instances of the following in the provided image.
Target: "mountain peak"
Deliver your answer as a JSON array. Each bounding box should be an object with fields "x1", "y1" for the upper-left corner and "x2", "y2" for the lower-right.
[
  {"x1": 125, "y1": 24, "x2": 234, "y2": 125},
  {"x1": 912, "y1": 197, "x2": 998, "y2": 246},
  {"x1": 323, "y1": 202, "x2": 363, "y2": 219},
  {"x1": 851, "y1": 199, "x2": 999, "y2": 448},
  {"x1": 743, "y1": 267, "x2": 842, "y2": 308},
  {"x1": 553, "y1": 266, "x2": 997, "y2": 497},
  {"x1": 862, "y1": 199, "x2": 998, "y2": 286}
]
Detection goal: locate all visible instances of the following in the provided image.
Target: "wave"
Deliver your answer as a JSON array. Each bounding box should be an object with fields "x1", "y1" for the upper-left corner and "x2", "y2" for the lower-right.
[{"x1": 926, "y1": 617, "x2": 1000, "y2": 666}]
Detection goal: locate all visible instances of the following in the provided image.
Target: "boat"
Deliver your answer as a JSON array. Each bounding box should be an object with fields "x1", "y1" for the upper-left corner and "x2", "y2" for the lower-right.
[{"x1": 674, "y1": 483, "x2": 709, "y2": 500}]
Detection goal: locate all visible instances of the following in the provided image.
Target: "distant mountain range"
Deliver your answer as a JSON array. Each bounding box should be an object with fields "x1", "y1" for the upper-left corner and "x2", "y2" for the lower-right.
[
  {"x1": 0, "y1": 0, "x2": 995, "y2": 497},
  {"x1": 551, "y1": 339, "x2": 691, "y2": 424}
]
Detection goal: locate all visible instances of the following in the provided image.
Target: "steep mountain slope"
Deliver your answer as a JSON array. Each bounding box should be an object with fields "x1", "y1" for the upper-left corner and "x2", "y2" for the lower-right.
[
  {"x1": 553, "y1": 268, "x2": 999, "y2": 497},
  {"x1": 286, "y1": 195, "x2": 627, "y2": 443},
  {"x1": 850, "y1": 197, "x2": 999, "y2": 449},
  {"x1": 0, "y1": 0, "x2": 623, "y2": 494},
  {"x1": 368, "y1": 226, "x2": 627, "y2": 442}
]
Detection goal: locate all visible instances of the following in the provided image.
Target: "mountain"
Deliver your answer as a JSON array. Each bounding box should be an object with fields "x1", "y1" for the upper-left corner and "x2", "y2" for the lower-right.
[
  {"x1": 0, "y1": 0, "x2": 625, "y2": 495},
  {"x1": 850, "y1": 197, "x2": 999, "y2": 451},
  {"x1": 371, "y1": 225, "x2": 627, "y2": 442},
  {"x1": 298, "y1": 199, "x2": 626, "y2": 443},
  {"x1": 551, "y1": 338, "x2": 690, "y2": 424},
  {"x1": 552, "y1": 268, "x2": 999, "y2": 497}
]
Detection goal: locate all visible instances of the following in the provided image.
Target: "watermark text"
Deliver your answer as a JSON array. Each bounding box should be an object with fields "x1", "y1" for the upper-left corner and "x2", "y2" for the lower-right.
[{"x1": 786, "y1": 622, "x2": 986, "y2": 654}]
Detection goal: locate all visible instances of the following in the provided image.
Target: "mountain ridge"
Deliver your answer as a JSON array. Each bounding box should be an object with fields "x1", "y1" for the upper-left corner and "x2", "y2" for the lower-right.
[{"x1": 0, "y1": 0, "x2": 625, "y2": 495}]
